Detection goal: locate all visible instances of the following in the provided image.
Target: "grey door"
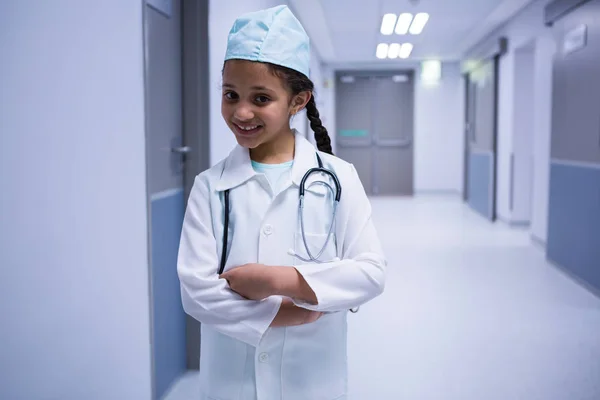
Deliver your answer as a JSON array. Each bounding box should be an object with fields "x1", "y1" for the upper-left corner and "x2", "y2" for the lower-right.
[
  {"x1": 336, "y1": 72, "x2": 414, "y2": 195},
  {"x1": 144, "y1": 0, "x2": 187, "y2": 398},
  {"x1": 546, "y1": 0, "x2": 600, "y2": 293},
  {"x1": 465, "y1": 59, "x2": 498, "y2": 220}
]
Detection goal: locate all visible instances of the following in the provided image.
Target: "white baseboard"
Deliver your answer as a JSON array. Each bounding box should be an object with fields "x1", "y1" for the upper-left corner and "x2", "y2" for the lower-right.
[
  {"x1": 530, "y1": 234, "x2": 546, "y2": 250},
  {"x1": 497, "y1": 215, "x2": 531, "y2": 228},
  {"x1": 414, "y1": 189, "x2": 461, "y2": 196}
]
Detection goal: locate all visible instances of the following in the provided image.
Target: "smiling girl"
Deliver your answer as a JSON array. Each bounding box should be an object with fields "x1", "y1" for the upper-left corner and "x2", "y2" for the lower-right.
[{"x1": 177, "y1": 5, "x2": 386, "y2": 400}]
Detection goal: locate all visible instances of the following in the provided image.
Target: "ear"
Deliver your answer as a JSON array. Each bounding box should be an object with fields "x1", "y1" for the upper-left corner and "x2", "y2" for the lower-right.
[{"x1": 290, "y1": 91, "x2": 311, "y2": 115}]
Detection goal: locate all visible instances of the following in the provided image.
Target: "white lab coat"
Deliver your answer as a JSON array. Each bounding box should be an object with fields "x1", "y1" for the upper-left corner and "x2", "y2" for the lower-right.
[{"x1": 177, "y1": 131, "x2": 386, "y2": 400}]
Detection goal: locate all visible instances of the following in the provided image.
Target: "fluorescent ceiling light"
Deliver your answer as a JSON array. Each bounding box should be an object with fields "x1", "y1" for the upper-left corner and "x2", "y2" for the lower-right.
[
  {"x1": 376, "y1": 43, "x2": 389, "y2": 59},
  {"x1": 399, "y1": 43, "x2": 414, "y2": 59},
  {"x1": 388, "y1": 43, "x2": 401, "y2": 59},
  {"x1": 340, "y1": 75, "x2": 355, "y2": 83},
  {"x1": 409, "y1": 13, "x2": 429, "y2": 35},
  {"x1": 380, "y1": 14, "x2": 397, "y2": 35},
  {"x1": 395, "y1": 13, "x2": 413, "y2": 35},
  {"x1": 392, "y1": 75, "x2": 409, "y2": 83}
]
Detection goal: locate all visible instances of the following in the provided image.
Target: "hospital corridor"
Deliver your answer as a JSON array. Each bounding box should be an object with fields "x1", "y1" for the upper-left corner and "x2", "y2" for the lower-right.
[{"x1": 2, "y1": 1, "x2": 600, "y2": 400}]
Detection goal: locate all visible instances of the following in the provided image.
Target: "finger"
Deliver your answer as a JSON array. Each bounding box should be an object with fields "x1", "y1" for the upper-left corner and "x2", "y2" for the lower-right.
[{"x1": 220, "y1": 271, "x2": 231, "y2": 279}]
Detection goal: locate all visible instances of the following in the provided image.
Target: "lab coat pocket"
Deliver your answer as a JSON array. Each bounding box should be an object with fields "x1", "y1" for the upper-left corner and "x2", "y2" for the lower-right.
[{"x1": 292, "y1": 232, "x2": 339, "y2": 265}]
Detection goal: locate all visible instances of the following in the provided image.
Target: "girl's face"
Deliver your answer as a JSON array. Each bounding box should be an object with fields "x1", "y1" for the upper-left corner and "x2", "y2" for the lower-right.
[{"x1": 221, "y1": 60, "x2": 308, "y2": 150}]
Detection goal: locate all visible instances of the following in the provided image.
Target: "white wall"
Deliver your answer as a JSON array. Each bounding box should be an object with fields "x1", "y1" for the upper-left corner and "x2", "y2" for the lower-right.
[
  {"x1": 465, "y1": 0, "x2": 555, "y2": 241},
  {"x1": 209, "y1": 0, "x2": 335, "y2": 165},
  {"x1": 414, "y1": 62, "x2": 465, "y2": 194},
  {"x1": 531, "y1": 34, "x2": 555, "y2": 243},
  {"x1": 321, "y1": 66, "x2": 337, "y2": 153},
  {"x1": 496, "y1": 53, "x2": 516, "y2": 221},
  {"x1": 512, "y1": 44, "x2": 536, "y2": 223},
  {"x1": 0, "y1": 2, "x2": 151, "y2": 399}
]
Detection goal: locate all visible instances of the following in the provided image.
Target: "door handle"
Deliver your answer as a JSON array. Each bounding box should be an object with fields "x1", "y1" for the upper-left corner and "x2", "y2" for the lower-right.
[
  {"x1": 171, "y1": 146, "x2": 192, "y2": 154},
  {"x1": 337, "y1": 139, "x2": 371, "y2": 148},
  {"x1": 375, "y1": 138, "x2": 412, "y2": 148}
]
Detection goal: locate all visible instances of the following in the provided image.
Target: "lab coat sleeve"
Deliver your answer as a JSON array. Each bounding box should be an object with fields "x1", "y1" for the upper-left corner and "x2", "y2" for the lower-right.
[
  {"x1": 177, "y1": 175, "x2": 282, "y2": 348},
  {"x1": 292, "y1": 164, "x2": 387, "y2": 312}
]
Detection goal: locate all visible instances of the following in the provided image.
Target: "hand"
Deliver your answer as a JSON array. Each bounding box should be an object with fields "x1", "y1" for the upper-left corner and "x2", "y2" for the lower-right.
[
  {"x1": 270, "y1": 297, "x2": 324, "y2": 327},
  {"x1": 220, "y1": 263, "x2": 277, "y2": 300}
]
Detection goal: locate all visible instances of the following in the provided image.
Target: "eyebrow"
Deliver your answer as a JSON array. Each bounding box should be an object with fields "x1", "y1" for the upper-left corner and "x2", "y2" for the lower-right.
[{"x1": 222, "y1": 83, "x2": 273, "y2": 92}]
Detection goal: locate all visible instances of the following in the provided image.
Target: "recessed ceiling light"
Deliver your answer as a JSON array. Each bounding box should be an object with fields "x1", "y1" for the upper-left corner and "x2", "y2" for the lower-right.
[
  {"x1": 395, "y1": 13, "x2": 413, "y2": 35},
  {"x1": 380, "y1": 14, "x2": 397, "y2": 35},
  {"x1": 388, "y1": 43, "x2": 401, "y2": 59},
  {"x1": 376, "y1": 43, "x2": 389, "y2": 59},
  {"x1": 399, "y1": 43, "x2": 414, "y2": 59},
  {"x1": 409, "y1": 13, "x2": 429, "y2": 35}
]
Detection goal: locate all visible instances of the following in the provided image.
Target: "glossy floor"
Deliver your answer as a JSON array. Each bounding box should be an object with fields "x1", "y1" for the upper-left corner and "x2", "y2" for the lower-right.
[{"x1": 164, "y1": 195, "x2": 600, "y2": 400}]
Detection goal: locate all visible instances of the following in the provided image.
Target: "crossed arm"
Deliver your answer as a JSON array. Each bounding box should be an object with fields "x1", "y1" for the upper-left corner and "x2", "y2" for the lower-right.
[{"x1": 220, "y1": 263, "x2": 320, "y2": 327}]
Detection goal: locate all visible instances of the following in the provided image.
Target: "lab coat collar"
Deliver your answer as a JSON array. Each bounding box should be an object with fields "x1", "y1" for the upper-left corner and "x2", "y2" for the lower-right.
[{"x1": 215, "y1": 130, "x2": 321, "y2": 192}]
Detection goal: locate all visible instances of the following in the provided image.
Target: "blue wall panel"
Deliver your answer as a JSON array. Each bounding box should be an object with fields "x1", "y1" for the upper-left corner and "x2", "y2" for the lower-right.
[
  {"x1": 468, "y1": 152, "x2": 493, "y2": 219},
  {"x1": 151, "y1": 190, "x2": 186, "y2": 399},
  {"x1": 547, "y1": 162, "x2": 600, "y2": 292}
]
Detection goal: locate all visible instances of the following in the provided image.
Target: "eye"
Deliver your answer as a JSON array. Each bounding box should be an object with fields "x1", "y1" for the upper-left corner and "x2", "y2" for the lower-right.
[
  {"x1": 223, "y1": 91, "x2": 238, "y2": 100},
  {"x1": 255, "y1": 95, "x2": 271, "y2": 104}
]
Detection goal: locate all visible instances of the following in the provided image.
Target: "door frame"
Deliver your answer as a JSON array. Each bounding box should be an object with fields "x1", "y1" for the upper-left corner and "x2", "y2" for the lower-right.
[
  {"x1": 142, "y1": 2, "x2": 155, "y2": 397},
  {"x1": 491, "y1": 54, "x2": 500, "y2": 222},
  {"x1": 181, "y1": 0, "x2": 211, "y2": 371},
  {"x1": 461, "y1": 50, "x2": 504, "y2": 221},
  {"x1": 463, "y1": 74, "x2": 471, "y2": 201},
  {"x1": 462, "y1": 57, "x2": 500, "y2": 221}
]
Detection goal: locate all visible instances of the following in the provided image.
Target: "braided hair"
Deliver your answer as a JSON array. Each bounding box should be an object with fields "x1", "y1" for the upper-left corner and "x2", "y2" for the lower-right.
[{"x1": 267, "y1": 64, "x2": 334, "y2": 155}]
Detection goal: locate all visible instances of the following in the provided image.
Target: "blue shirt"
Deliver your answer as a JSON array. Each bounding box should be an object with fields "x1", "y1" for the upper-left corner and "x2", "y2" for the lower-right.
[{"x1": 251, "y1": 160, "x2": 293, "y2": 193}]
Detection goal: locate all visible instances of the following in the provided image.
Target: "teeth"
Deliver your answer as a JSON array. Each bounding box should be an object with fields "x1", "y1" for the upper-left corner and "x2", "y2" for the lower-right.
[{"x1": 238, "y1": 125, "x2": 259, "y2": 131}]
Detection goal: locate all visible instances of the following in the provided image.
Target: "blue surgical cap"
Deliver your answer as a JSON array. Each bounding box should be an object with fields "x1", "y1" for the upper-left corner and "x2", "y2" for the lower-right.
[{"x1": 224, "y1": 5, "x2": 310, "y2": 78}]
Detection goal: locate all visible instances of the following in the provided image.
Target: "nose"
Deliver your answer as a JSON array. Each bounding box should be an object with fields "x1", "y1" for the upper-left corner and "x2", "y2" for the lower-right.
[{"x1": 233, "y1": 104, "x2": 254, "y2": 121}]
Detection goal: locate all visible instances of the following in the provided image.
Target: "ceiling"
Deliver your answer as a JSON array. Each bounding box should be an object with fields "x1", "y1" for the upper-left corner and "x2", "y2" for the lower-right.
[{"x1": 289, "y1": 0, "x2": 535, "y2": 67}]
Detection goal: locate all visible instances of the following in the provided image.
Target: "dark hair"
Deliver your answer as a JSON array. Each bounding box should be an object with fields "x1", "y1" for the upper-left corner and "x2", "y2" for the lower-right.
[{"x1": 266, "y1": 64, "x2": 334, "y2": 155}]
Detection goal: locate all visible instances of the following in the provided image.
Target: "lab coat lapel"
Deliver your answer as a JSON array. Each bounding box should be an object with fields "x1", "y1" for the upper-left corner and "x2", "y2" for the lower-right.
[{"x1": 215, "y1": 144, "x2": 257, "y2": 192}]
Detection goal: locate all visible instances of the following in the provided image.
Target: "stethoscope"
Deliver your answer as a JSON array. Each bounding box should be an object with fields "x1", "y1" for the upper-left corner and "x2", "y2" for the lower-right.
[
  {"x1": 288, "y1": 153, "x2": 341, "y2": 264},
  {"x1": 218, "y1": 152, "x2": 359, "y2": 313}
]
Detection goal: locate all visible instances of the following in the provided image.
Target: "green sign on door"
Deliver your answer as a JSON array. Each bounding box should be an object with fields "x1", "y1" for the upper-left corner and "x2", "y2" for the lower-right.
[{"x1": 339, "y1": 129, "x2": 368, "y2": 137}]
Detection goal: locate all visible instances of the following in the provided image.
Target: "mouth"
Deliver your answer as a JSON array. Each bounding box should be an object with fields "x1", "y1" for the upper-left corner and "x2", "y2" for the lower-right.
[{"x1": 233, "y1": 123, "x2": 263, "y2": 136}]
